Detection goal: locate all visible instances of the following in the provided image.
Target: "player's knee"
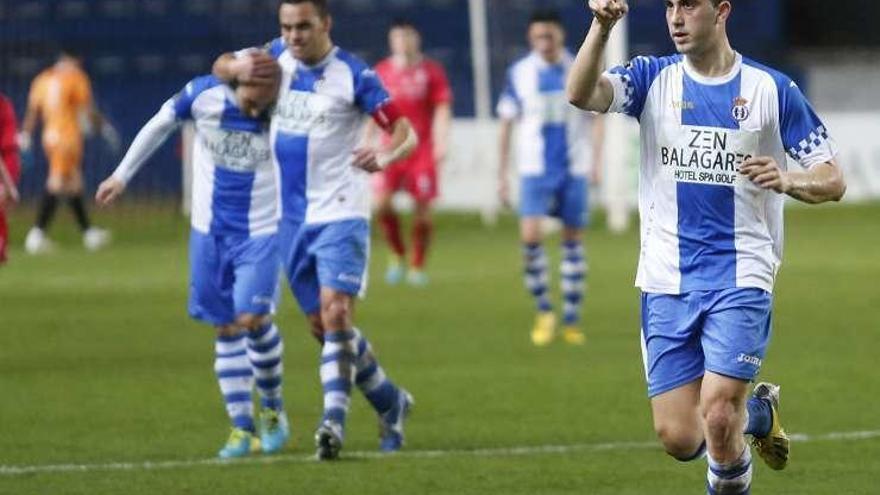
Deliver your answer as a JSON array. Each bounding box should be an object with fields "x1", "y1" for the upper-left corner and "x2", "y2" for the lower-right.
[
  {"x1": 701, "y1": 396, "x2": 740, "y2": 442},
  {"x1": 321, "y1": 297, "x2": 352, "y2": 329},
  {"x1": 236, "y1": 313, "x2": 271, "y2": 331},
  {"x1": 655, "y1": 422, "x2": 704, "y2": 461},
  {"x1": 216, "y1": 324, "x2": 242, "y2": 338}
]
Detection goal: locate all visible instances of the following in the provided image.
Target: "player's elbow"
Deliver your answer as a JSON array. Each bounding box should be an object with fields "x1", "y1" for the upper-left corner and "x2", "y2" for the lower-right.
[
  {"x1": 212, "y1": 53, "x2": 237, "y2": 82},
  {"x1": 829, "y1": 172, "x2": 847, "y2": 202},
  {"x1": 566, "y1": 85, "x2": 590, "y2": 111}
]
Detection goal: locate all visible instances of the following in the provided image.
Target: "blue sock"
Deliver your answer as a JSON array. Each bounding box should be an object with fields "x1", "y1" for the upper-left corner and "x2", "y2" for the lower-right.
[
  {"x1": 744, "y1": 397, "x2": 773, "y2": 438},
  {"x1": 215, "y1": 334, "x2": 255, "y2": 432},
  {"x1": 523, "y1": 243, "x2": 552, "y2": 313},
  {"x1": 707, "y1": 447, "x2": 752, "y2": 494},
  {"x1": 246, "y1": 323, "x2": 284, "y2": 411},
  {"x1": 352, "y1": 328, "x2": 400, "y2": 415},
  {"x1": 560, "y1": 240, "x2": 586, "y2": 325},
  {"x1": 320, "y1": 330, "x2": 357, "y2": 425}
]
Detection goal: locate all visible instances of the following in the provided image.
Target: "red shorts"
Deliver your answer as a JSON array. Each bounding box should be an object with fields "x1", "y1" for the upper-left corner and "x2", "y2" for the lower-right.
[
  {"x1": 373, "y1": 145, "x2": 437, "y2": 204},
  {"x1": 0, "y1": 211, "x2": 8, "y2": 265}
]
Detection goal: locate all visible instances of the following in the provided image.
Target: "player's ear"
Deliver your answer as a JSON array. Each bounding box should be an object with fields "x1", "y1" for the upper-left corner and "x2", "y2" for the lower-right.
[
  {"x1": 323, "y1": 14, "x2": 333, "y2": 34},
  {"x1": 715, "y1": 1, "x2": 732, "y2": 24}
]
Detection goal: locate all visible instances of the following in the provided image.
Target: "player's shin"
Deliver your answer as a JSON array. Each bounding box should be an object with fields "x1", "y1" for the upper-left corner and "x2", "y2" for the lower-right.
[
  {"x1": 246, "y1": 322, "x2": 284, "y2": 411},
  {"x1": 560, "y1": 240, "x2": 586, "y2": 325},
  {"x1": 215, "y1": 332, "x2": 255, "y2": 432},
  {"x1": 352, "y1": 328, "x2": 400, "y2": 414},
  {"x1": 523, "y1": 243, "x2": 552, "y2": 312},
  {"x1": 320, "y1": 330, "x2": 358, "y2": 427}
]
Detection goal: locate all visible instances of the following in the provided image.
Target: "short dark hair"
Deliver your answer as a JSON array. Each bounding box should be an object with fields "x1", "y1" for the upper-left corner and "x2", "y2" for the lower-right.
[
  {"x1": 390, "y1": 17, "x2": 418, "y2": 32},
  {"x1": 280, "y1": 0, "x2": 328, "y2": 17},
  {"x1": 528, "y1": 8, "x2": 563, "y2": 28}
]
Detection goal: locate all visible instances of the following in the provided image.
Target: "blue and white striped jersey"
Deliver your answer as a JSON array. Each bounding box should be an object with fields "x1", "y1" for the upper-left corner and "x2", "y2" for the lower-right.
[
  {"x1": 497, "y1": 50, "x2": 595, "y2": 179},
  {"x1": 113, "y1": 75, "x2": 278, "y2": 237},
  {"x1": 261, "y1": 39, "x2": 393, "y2": 225},
  {"x1": 603, "y1": 53, "x2": 837, "y2": 294}
]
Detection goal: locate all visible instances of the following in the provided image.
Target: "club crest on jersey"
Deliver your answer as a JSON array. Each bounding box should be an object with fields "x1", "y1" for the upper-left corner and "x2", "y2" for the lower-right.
[{"x1": 731, "y1": 96, "x2": 750, "y2": 122}]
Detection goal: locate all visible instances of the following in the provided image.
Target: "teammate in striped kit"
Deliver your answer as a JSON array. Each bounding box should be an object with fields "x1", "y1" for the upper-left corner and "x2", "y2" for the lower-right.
[
  {"x1": 498, "y1": 9, "x2": 604, "y2": 347},
  {"x1": 96, "y1": 63, "x2": 290, "y2": 459},
  {"x1": 568, "y1": 1, "x2": 846, "y2": 493},
  {"x1": 212, "y1": 0, "x2": 418, "y2": 460}
]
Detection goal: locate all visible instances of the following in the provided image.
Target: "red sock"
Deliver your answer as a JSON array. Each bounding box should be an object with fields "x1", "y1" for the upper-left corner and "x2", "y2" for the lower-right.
[
  {"x1": 378, "y1": 211, "x2": 406, "y2": 258},
  {"x1": 411, "y1": 218, "x2": 432, "y2": 269}
]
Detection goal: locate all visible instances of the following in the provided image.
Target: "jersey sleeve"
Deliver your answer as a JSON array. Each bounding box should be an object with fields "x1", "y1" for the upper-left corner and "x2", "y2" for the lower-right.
[
  {"x1": 778, "y1": 80, "x2": 837, "y2": 168},
  {"x1": 496, "y1": 68, "x2": 521, "y2": 120},
  {"x1": 170, "y1": 75, "x2": 220, "y2": 121},
  {"x1": 428, "y1": 62, "x2": 453, "y2": 106},
  {"x1": 603, "y1": 56, "x2": 673, "y2": 118},
  {"x1": 354, "y1": 67, "x2": 393, "y2": 115}
]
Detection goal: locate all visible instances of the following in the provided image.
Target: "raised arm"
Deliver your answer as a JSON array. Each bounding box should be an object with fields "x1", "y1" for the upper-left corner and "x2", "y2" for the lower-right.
[
  {"x1": 95, "y1": 103, "x2": 181, "y2": 206},
  {"x1": 566, "y1": 0, "x2": 628, "y2": 112},
  {"x1": 213, "y1": 51, "x2": 279, "y2": 85}
]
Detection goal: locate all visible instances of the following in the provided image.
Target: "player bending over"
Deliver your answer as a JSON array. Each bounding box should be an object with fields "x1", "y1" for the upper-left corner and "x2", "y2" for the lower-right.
[
  {"x1": 96, "y1": 61, "x2": 291, "y2": 459},
  {"x1": 567, "y1": 1, "x2": 846, "y2": 493},
  {"x1": 498, "y1": 9, "x2": 604, "y2": 346},
  {"x1": 212, "y1": 0, "x2": 418, "y2": 460}
]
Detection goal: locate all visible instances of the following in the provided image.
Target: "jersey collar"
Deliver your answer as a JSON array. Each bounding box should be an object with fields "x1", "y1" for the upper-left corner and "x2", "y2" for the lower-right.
[{"x1": 682, "y1": 52, "x2": 742, "y2": 86}]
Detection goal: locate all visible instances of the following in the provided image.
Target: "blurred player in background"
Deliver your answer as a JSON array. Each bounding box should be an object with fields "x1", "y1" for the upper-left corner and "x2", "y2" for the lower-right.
[
  {"x1": 213, "y1": 0, "x2": 417, "y2": 460},
  {"x1": 95, "y1": 61, "x2": 290, "y2": 459},
  {"x1": 0, "y1": 92, "x2": 21, "y2": 266},
  {"x1": 18, "y1": 49, "x2": 119, "y2": 254},
  {"x1": 498, "y1": 9, "x2": 604, "y2": 347},
  {"x1": 369, "y1": 18, "x2": 453, "y2": 286},
  {"x1": 568, "y1": 0, "x2": 847, "y2": 493}
]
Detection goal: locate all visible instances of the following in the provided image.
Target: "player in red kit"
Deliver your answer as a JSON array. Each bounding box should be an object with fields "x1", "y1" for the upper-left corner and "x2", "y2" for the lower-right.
[
  {"x1": 0, "y1": 92, "x2": 22, "y2": 265},
  {"x1": 371, "y1": 18, "x2": 453, "y2": 286}
]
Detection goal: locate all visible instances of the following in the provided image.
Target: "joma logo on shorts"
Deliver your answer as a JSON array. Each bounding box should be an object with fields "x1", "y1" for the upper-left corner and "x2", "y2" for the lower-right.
[
  {"x1": 337, "y1": 273, "x2": 361, "y2": 285},
  {"x1": 736, "y1": 353, "x2": 762, "y2": 367}
]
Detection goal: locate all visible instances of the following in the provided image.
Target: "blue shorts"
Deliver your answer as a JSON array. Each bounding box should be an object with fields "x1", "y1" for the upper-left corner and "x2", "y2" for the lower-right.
[
  {"x1": 640, "y1": 288, "x2": 773, "y2": 398},
  {"x1": 188, "y1": 230, "x2": 280, "y2": 326},
  {"x1": 280, "y1": 218, "x2": 370, "y2": 315},
  {"x1": 519, "y1": 174, "x2": 589, "y2": 228}
]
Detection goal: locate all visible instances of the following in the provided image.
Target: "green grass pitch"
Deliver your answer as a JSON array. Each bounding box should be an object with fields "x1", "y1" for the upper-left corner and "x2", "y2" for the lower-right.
[{"x1": 0, "y1": 202, "x2": 878, "y2": 494}]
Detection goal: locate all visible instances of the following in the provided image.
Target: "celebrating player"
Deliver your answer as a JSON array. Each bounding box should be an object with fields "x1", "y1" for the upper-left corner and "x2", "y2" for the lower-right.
[
  {"x1": 567, "y1": 0, "x2": 846, "y2": 493},
  {"x1": 212, "y1": 0, "x2": 418, "y2": 460},
  {"x1": 498, "y1": 9, "x2": 604, "y2": 347},
  {"x1": 19, "y1": 49, "x2": 119, "y2": 254},
  {"x1": 370, "y1": 18, "x2": 453, "y2": 286},
  {"x1": 95, "y1": 60, "x2": 291, "y2": 459},
  {"x1": 1, "y1": 92, "x2": 22, "y2": 266}
]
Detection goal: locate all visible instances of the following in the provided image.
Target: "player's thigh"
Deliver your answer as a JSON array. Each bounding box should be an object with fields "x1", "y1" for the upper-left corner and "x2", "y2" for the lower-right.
[
  {"x1": 231, "y1": 234, "x2": 280, "y2": 319},
  {"x1": 519, "y1": 176, "x2": 552, "y2": 221},
  {"x1": 279, "y1": 220, "x2": 321, "y2": 316},
  {"x1": 405, "y1": 153, "x2": 438, "y2": 205},
  {"x1": 45, "y1": 141, "x2": 82, "y2": 192},
  {"x1": 558, "y1": 175, "x2": 589, "y2": 229},
  {"x1": 312, "y1": 219, "x2": 370, "y2": 298},
  {"x1": 701, "y1": 288, "x2": 773, "y2": 383},
  {"x1": 640, "y1": 291, "x2": 706, "y2": 399},
  {"x1": 188, "y1": 230, "x2": 235, "y2": 326}
]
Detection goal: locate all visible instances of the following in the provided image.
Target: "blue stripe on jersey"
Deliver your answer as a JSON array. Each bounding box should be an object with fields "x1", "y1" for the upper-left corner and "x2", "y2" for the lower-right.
[
  {"x1": 220, "y1": 99, "x2": 265, "y2": 134},
  {"x1": 538, "y1": 65, "x2": 569, "y2": 177},
  {"x1": 335, "y1": 48, "x2": 391, "y2": 114},
  {"x1": 275, "y1": 134, "x2": 308, "y2": 221},
  {"x1": 210, "y1": 167, "x2": 255, "y2": 234},
  {"x1": 677, "y1": 72, "x2": 740, "y2": 291},
  {"x1": 173, "y1": 75, "x2": 222, "y2": 120}
]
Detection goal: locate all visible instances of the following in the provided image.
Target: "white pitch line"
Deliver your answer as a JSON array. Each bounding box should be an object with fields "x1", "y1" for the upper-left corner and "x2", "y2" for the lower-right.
[{"x1": 1, "y1": 429, "x2": 878, "y2": 477}]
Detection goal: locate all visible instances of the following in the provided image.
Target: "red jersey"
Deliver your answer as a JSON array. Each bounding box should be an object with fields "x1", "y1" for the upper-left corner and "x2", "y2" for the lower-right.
[
  {"x1": 0, "y1": 94, "x2": 20, "y2": 183},
  {"x1": 374, "y1": 57, "x2": 452, "y2": 150}
]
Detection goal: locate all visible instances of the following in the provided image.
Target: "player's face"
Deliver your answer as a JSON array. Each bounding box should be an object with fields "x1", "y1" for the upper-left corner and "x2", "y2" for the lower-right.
[
  {"x1": 528, "y1": 22, "x2": 565, "y2": 62},
  {"x1": 666, "y1": 0, "x2": 727, "y2": 55},
  {"x1": 389, "y1": 27, "x2": 421, "y2": 58},
  {"x1": 279, "y1": 2, "x2": 332, "y2": 63}
]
